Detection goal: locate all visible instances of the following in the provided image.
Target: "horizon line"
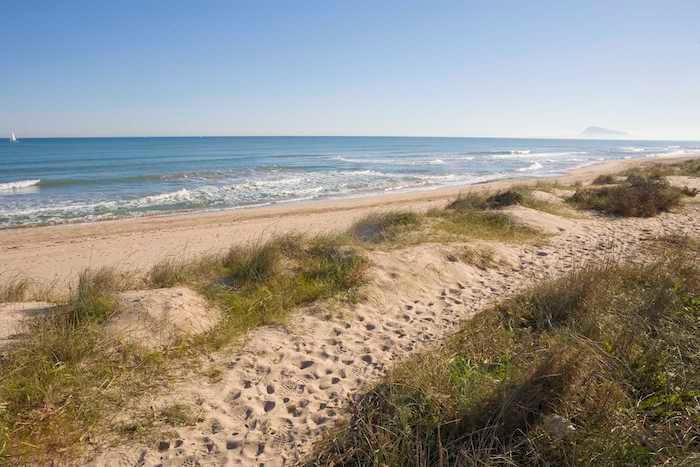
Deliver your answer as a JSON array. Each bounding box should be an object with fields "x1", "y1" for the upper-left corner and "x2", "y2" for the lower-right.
[{"x1": 5, "y1": 134, "x2": 700, "y2": 142}]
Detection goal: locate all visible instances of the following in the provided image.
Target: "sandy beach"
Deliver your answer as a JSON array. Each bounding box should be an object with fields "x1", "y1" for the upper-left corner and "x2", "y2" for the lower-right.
[
  {"x1": 1, "y1": 154, "x2": 699, "y2": 465},
  {"x1": 2, "y1": 155, "x2": 697, "y2": 289}
]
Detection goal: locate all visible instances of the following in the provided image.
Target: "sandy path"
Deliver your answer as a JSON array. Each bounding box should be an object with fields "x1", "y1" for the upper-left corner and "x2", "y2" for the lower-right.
[
  {"x1": 86, "y1": 202, "x2": 700, "y2": 466},
  {"x1": 2, "y1": 155, "x2": 697, "y2": 289}
]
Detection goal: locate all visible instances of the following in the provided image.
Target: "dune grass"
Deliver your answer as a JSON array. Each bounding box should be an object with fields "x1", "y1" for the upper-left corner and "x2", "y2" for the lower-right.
[
  {"x1": 310, "y1": 242, "x2": 700, "y2": 466},
  {"x1": 0, "y1": 276, "x2": 30, "y2": 303},
  {"x1": 624, "y1": 159, "x2": 700, "y2": 178},
  {"x1": 199, "y1": 235, "x2": 367, "y2": 349},
  {"x1": 457, "y1": 245, "x2": 497, "y2": 270},
  {"x1": 349, "y1": 211, "x2": 421, "y2": 244},
  {"x1": 0, "y1": 268, "x2": 164, "y2": 463},
  {"x1": 569, "y1": 174, "x2": 686, "y2": 217},
  {"x1": 450, "y1": 187, "x2": 581, "y2": 219},
  {"x1": 349, "y1": 194, "x2": 542, "y2": 248},
  {"x1": 0, "y1": 235, "x2": 367, "y2": 464}
]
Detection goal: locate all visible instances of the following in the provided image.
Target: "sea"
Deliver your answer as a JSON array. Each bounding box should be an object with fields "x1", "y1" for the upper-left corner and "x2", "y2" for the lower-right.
[{"x1": 1, "y1": 136, "x2": 697, "y2": 229}]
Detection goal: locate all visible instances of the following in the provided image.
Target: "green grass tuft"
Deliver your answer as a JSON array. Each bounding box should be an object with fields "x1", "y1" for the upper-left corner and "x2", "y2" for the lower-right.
[
  {"x1": 429, "y1": 208, "x2": 538, "y2": 242},
  {"x1": 204, "y1": 235, "x2": 366, "y2": 349},
  {"x1": 350, "y1": 211, "x2": 421, "y2": 244},
  {"x1": 0, "y1": 267, "x2": 163, "y2": 464}
]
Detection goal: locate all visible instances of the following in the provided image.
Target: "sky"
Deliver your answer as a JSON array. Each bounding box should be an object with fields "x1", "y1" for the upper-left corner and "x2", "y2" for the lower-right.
[{"x1": 1, "y1": 1, "x2": 699, "y2": 139}]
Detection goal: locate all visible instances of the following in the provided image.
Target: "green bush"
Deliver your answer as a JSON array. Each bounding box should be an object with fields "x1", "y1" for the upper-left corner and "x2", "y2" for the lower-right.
[{"x1": 569, "y1": 175, "x2": 683, "y2": 217}]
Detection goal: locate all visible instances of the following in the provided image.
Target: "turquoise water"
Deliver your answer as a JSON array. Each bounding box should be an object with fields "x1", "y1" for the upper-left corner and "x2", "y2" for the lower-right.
[{"x1": 0, "y1": 136, "x2": 697, "y2": 228}]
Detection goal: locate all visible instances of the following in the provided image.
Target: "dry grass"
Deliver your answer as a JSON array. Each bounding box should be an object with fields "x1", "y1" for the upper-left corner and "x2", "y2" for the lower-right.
[
  {"x1": 0, "y1": 276, "x2": 30, "y2": 303},
  {"x1": 0, "y1": 235, "x2": 367, "y2": 464},
  {"x1": 458, "y1": 245, "x2": 497, "y2": 270},
  {"x1": 569, "y1": 175, "x2": 685, "y2": 217},
  {"x1": 624, "y1": 159, "x2": 700, "y2": 178},
  {"x1": 309, "y1": 242, "x2": 700, "y2": 466}
]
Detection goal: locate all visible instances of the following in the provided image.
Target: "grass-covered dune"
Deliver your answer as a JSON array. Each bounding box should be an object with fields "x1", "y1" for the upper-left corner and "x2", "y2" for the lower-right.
[
  {"x1": 309, "y1": 237, "x2": 700, "y2": 466},
  {"x1": 0, "y1": 234, "x2": 368, "y2": 463}
]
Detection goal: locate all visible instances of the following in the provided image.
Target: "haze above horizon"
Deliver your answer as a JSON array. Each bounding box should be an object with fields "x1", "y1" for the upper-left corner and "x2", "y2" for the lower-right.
[{"x1": 2, "y1": 1, "x2": 699, "y2": 140}]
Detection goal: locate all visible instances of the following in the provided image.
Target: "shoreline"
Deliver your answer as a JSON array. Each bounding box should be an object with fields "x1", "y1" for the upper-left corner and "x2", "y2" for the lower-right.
[{"x1": 1, "y1": 154, "x2": 697, "y2": 287}]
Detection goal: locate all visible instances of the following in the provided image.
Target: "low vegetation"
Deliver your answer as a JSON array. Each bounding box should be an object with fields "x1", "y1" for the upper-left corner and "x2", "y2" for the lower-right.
[
  {"x1": 201, "y1": 235, "x2": 367, "y2": 349},
  {"x1": 449, "y1": 188, "x2": 581, "y2": 219},
  {"x1": 0, "y1": 268, "x2": 164, "y2": 463},
  {"x1": 456, "y1": 245, "x2": 497, "y2": 270},
  {"x1": 349, "y1": 211, "x2": 420, "y2": 243},
  {"x1": 624, "y1": 159, "x2": 700, "y2": 178},
  {"x1": 310, "y1": 242, "x2": 700, "y2": 466},
  {"x1": 591, "y1": 174, "x2": 616, "y2": 185},
  {"x1": 0, "y1": 276, "x2": 30, "y2": 303},
  {"x1": 0, "y1": 235, "x2": 367, "y2": 464},
  {"x1": 350, "y1": 192, "x2": 542, "y2": 247},
  {"x1": 569, "y1": 174, "x2": 686, "y2": 217}
]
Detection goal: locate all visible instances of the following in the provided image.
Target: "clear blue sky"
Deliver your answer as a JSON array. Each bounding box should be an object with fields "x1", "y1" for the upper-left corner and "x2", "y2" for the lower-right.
[{"x1": 2, "y1": 1, "x2": 699, "y2": 139}]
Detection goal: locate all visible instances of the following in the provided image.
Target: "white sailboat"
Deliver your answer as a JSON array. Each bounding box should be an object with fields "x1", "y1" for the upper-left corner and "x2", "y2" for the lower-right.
[{"x1": 10, "y1": 131, "x2": 17, "y2": 143}]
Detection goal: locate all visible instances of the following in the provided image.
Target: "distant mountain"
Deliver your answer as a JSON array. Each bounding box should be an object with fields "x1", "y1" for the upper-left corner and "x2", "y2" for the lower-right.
[{"x1": 580, "y1": 126, "x2": 629, "y2": 138}]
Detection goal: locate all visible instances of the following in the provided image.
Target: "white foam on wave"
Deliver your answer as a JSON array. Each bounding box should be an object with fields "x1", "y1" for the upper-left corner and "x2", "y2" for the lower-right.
[
  {"x1": 491, "y1": 151, "x2": 586, "y2": 160},
  {"x1": 0, "y1": 179, "x2": 41, "y2": 191},
  {"x1": 516, "y1": 162, "x2": 544, "y2": 172},
  {"x1": 334, "y1": 156, "x2": 446, "y2": 165}
]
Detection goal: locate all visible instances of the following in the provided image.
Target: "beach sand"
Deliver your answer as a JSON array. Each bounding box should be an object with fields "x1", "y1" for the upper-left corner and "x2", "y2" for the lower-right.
[{"x1": 2, "y1": 155, "x2": 697, "y2": 290}]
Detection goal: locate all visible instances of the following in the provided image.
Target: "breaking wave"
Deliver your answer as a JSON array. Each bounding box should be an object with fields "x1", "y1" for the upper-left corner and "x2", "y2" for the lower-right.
[{"x1": 0, "y1": 179, "x2": 41, "y2": 191}]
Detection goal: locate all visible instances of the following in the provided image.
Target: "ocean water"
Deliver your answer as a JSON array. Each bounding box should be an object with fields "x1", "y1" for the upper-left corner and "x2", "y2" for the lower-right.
[{"x1": 0, "y1": 136, "x2": 697, "y2": 228}]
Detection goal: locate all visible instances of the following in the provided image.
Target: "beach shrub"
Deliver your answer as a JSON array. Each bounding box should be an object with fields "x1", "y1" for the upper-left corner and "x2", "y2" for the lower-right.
[
  {"x1": 447, "y1": 190, "x2": 523, "y2": 211},
  {"x1": 592, "y1": 174, "x2": 616, "y2": 185},
  {"x1": 309, "y1": 242, "x2": 700, "y2": 466},
  {"x1": 625, "y1": 159, "x2": 700, "y2": 178},
  {"x1": 349, "y1": 211, "x2": 420, "y2": 243},
  {"x1": 569, "y1": 175, "x2": 683, "y2": 217},
  {"x1": 681, "y1": 185, "x2": 699, "y2": 197}
]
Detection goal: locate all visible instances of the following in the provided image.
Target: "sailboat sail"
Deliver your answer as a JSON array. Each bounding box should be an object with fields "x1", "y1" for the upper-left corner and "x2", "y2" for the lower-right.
[{"x1": 10, "y1": 131, "x2": 17, "y2": 142}]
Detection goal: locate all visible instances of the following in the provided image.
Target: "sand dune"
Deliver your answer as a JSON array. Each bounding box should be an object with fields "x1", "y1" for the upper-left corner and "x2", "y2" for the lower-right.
[{"x1": 87, "y1": 202, "x2": 700, "y2": 466}]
